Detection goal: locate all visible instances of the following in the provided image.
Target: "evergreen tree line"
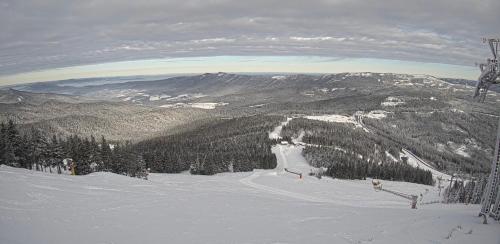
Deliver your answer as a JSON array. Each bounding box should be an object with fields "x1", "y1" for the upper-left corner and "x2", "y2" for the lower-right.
[
  {"x1": 0, "y1": 120, "x2": 147, "y2": 179},
  {"x1": 304, "y1": 146, "x2": 433, "y2": 185},
  {"x1": 134, "y1": 115, "x2": 283, "y2": 175},
  {"x1": 282, "y1": 118, "x2": 433, "y2": 185}
]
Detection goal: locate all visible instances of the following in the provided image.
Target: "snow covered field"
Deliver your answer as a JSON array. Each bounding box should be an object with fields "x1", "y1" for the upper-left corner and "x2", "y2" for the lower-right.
[
  {"x1": 1, "y1": 161, "x2": 498, "y2": 244},
  {"x1": 305, "y1": 114, "x2": 359, "y2": 125},
  {"x1": 1, "y1": 120, "x2": 499, "y2": 243},
  {"x1": 160, "y1": 102, "x2": 227, "y2": 109}
]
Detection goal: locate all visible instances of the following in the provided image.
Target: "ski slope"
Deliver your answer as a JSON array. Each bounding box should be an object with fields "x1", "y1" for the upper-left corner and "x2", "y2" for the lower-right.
[
  {"x1": 268, "y1": 117, "x2": 292, "y2": 140},
  {"x1": 1, "y1": 119, "x2": 499, "y2": 243},
  {"x1": 401, "y1": 148, "x2": 452, "y2": 181},
  {"x1": 3, "y1": 165, "x2": 499, "y2": 244}
]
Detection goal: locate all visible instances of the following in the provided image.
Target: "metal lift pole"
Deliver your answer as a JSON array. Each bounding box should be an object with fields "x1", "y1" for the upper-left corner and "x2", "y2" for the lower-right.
[
  {"x1": 473, "y1": 38, "x2": 500, "y2": 221},
  {"x1": 479, "y1": 117, "x2": 500, "y2": 218}
]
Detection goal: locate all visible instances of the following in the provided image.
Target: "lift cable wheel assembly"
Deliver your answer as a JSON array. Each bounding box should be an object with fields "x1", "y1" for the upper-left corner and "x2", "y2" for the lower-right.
[{"x1": 473, "y1": 38, "x2": 500, "y2": 222}]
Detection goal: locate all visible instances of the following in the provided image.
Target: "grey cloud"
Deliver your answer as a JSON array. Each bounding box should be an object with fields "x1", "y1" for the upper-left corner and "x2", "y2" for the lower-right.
[{"x1": 0, "y1": 0, "x2": 498, "y2": 76}]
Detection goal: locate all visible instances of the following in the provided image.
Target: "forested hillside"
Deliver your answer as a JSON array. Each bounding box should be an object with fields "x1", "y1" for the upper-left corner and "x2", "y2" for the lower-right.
[
  {"x1": 2, "y1": 72, "x2": 499, "y2": 178},
  {"x1": 364, "y1": 111, "x2": 496, "y2": 173},
  {"x1": 282, "y1": 118, "x2": 433, "y2": 185},
  {"x1": 0, "y1": 98, "x2": 215, "y2": 141},
  {"x1": 1, "y1": 114, "x2": 283, "y2": 177},
  {"x1": 134, "y1": 115, "x2": 284, "y2": 174}
]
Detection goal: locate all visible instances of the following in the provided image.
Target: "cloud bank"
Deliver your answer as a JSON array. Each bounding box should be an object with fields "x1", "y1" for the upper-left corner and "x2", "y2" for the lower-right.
[{"x1": 0, "y1": 0, "x2": 498, "y2": 79}]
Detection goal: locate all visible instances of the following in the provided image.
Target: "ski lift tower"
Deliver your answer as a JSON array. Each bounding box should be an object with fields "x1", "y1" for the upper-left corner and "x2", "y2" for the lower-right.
[{"x1": 473, "y1": 38, "x2": 500, "y2": 221}]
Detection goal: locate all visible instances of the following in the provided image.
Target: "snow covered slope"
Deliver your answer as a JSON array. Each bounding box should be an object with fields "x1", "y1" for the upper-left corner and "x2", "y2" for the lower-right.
[
  {"x1": 1, "y1": 163, "x2": 499, "y2": 244},
  {"x1": 1, "y1": 120, "x2": 499, "y2": 243},
  {"x1": 3, "y1": 155, "x2": 500, "y2": 244},
  {"x1": 268, "y1": 117, "x2": 292, "y2": 140}
]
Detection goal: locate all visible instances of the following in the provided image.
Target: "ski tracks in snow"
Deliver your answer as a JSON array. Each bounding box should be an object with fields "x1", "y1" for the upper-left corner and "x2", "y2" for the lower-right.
[{"x1": 239, "y1": 170, "x2": 331, "y2": 203}]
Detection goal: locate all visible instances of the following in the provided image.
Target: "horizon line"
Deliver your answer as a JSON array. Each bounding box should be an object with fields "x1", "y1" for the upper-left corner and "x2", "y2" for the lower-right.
[{"x1": 0, "y1": 56, "x2": 479, "y2": 86}]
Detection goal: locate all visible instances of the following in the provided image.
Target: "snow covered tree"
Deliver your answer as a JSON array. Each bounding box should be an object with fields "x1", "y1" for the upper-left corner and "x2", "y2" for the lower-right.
[
  {"x1": 28, "y1": 127, "x2": 49, "y2": 171},
  {"x1": 0, "y1": 120, "x2": 23, "y2": 167},
  {"x1": 46, "y1": 135, "x2": 64, "y2": 174},
  {"x1": 100, "y1": 136, "x2": 112, "y2": 171}
]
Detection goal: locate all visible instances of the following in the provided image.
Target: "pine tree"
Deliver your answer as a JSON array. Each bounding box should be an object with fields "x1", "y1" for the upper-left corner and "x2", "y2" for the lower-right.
[
  {"x1": 28, "y1": 127, "x2": 49, "y2": 171},
  {"x1": 88, "y1": 135, "x2": 100, "y2": 169},
  {"x1": 1, "y1": 140, "x2": 16, "y2": 167},
  {"x1": 47, "y1": 135, "x2": 64, "y2": 174},
  {"x1": 7, "y1": 120, "x2": 22, "y2": 167},
  {"x1": 75, "y1": 137, "x2": 92, "y2": 175},
  {"x1": 110, "y1": 143, "x2": 123, "y2": 174},
  {"x1": 0, "y1": 120, "x2": 22, "y2": 167},
  {"x1": 100, "y1": 136, "x2": 112, "y2": 171},
  {"x1": 0, "y1": 122, "x2": 6, "y2": 165},
  {"x1": 18, "y1": 134, "x2": 31, "y2": 169}
]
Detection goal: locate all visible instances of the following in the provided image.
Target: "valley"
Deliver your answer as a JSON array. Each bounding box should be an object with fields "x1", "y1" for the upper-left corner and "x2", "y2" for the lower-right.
[
  {"x1": 1, "y1": 72, "x2": 500, "y2": 243},
  {"x1": 2, "y1": 72, "x2": 498, "y2": 174}
]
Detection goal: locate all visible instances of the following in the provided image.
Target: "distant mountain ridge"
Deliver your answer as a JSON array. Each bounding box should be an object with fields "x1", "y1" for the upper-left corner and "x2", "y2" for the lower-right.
[
  {"x1": 7, "y1": 72, "x2": 484, "y2": 107},
  {"x1": 0, "y1": 88, "x2": 92, "y2": 104},
  {"x1": 9, "y1": 72, "x2": 479, "y2": 95}
]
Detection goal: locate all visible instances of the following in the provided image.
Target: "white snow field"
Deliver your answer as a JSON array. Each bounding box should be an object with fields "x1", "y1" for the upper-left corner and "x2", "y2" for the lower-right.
[
  {"x1": 305, "y1": 114, "x2": 360, "y2": 125},
  {"x1": 160, "y1": 102, "x2": 227, "y2": 109},
  {"x1": 1, "y1": 120, "x2": 499, "y2": 243}
]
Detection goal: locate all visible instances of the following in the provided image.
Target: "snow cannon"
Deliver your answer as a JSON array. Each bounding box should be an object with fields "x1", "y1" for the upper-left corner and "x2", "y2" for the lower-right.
[
  {"x1": 63, "y1": 158, "x2": 76, "y2": 175},
  {"x1": 372, "y1": 179, "x2": 382, "y2": 191}
]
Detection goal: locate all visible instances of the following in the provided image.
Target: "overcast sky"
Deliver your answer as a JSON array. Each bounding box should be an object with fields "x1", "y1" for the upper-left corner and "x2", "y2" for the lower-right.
[{"x1": 1, "y1": 0, "x2": 499, "y2": 85}]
